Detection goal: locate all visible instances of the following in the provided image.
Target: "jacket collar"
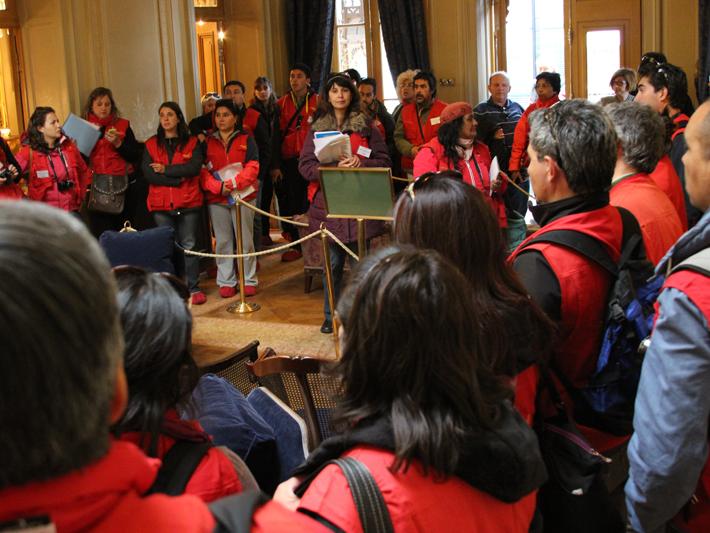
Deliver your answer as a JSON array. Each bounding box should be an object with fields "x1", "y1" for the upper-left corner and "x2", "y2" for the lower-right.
[
  {"x1": 657, "y1": 209, "x2": 710, "y2": 274},
  {"x1": 311, "y1": 111, "x2": 369, "y2": 134},
  {"x1": 530, "y1": 191, "x2": 609, "y2": 227},
  {"x1": 293, "y1": 402, "x2": 547, "y2": 503}
]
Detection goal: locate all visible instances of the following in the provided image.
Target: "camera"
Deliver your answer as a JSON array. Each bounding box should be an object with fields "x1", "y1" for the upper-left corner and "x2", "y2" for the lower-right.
[
  {"x1": 57, "y1": 179, "x2": 74, "y2": 192},
  {"x1": 0, "y1": 166, "x2": 12, "y2": 183}
]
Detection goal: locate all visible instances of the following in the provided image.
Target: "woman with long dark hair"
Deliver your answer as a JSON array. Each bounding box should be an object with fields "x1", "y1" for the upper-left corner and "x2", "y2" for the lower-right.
[
  {"x1": 393, "y1": 175, "x2": 554, "y2": 423},
  {"x1": 251, "y1": 76, "x2": 280, "y2": 246},
  {"x1": 112, "y1": 266, "x2": 242, "y2": 502},
  {"x1": 298, "y1": 73, "x2": 390, "y2": 334},
  {"x1": 199, "y1": 99, "x2": 260, "y2": 297},
  {"x1": 15, "y1": 106, "x2": 92, "y2": 213},
  {"x1": 142, "y1": 102, "x2": 205, "y2": 305},
  {"x1": 275, "y1": 247, "x2": 546, "y2": 531},
  {"x1": 83, "y1": 86, "x2": 142, "y2": 236},
  {"x1": 414, "y1": 102, "x2": 508, "y2": 228}
]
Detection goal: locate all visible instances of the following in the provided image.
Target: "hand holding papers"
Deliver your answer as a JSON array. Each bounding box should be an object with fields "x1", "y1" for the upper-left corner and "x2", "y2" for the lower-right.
[
  {"x1": 62, "y1": 114, "x2": 101, "y2": 157},
  {"x1": 314, "y1": 131, "x2": 352, "y2": 164},
  {"x1": 213, "y1": 162, "x2": 255, "y2": 205},
  {"x1": 489, "y1": 156, "x2": 501, "y2": 196}
]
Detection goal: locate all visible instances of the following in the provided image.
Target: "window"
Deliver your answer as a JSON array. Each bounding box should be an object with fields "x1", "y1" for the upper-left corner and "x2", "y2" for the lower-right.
[
  {"x1": 586, "y1": 29, "x2": 621, "y2": 102},
  {"x1": 505, "y1": 0, "x2": 566, "y2": 108},
  {"x1": 332, "y1": 0, "x2": 397, "y2": 110}
]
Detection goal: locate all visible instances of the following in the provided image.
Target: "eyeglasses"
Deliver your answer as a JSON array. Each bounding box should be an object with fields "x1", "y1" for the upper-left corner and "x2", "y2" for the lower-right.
[
  {"x1": 112, "y1": 265, "x2": 190, "y2": 304},
  {"x1": 406, "y1": 170, "x2": 464, "y2": 200}
]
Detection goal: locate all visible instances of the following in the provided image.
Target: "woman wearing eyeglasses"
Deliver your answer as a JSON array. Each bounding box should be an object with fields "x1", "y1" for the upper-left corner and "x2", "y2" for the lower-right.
[
  {"x1": 274, "y1": 247, "x2": 546, "y2": 532},
  {"x1": 112, "y1": 266, "x2": 243, "y2": 502},
  {"x1": 413, "y1": 101, "x2": 508, "y2": 228},
  {"x1": 599, "y1": 69, "x2": 637, "y2": 106},
  {"x1": 298, "y1": 73, "x2": 390, "y2": 334}
]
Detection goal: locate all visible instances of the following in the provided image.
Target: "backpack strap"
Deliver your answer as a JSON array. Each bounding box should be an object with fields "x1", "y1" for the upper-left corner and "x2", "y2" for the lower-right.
[
  {"x1": 332, "y1": 457, "x2": 394, "y2": 533},
  {"x1": 209, "y1": 490, "x2": 269, "y2": 533},
  {"x1": 671, "y1": 247, "x2": 710, "y2": 277},
  {"x1": 146, "y1": 439, "x2": 212, "y2": 496}
]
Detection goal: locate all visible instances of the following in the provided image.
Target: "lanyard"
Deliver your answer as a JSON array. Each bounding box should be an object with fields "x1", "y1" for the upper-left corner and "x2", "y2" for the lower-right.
[
  {"x1": 46, "y1": 147, "x2": 69, "y2": 182},
  {"x1": 290, "y1": 91, "x2": 309, "y2": 116}
]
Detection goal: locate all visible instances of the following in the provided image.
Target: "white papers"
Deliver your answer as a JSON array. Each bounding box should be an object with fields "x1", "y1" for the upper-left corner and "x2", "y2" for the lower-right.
[
  {"x1": 489, "y1": 155, "x2": 500, "y2": 184},
  {"x1": 313, "y1": 131, "x2": 352, "y2": 163},
  {"x1": 62, "y1": 113, "x2": 101, "y2": 156},
  {"x1": 213, "y1": 162, "x2": 254, "y2": 205}
]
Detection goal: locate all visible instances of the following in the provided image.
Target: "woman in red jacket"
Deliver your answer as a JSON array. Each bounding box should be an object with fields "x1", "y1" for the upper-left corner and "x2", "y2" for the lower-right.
[
  {"x1": 0, "y1": 136, "x2": 23, "y2": 200},
  {"x1": 84, "y1": 87, "x2": 142, "y2": 237},
  {"x1": 274, "y1": 247, "x2": 547, "y2": 532},
  {"x1": 298, "y1": 73, "x2": 390, "y2": 334},
  {"x1": 142, "y1": 102, "x2": 205, "y2": 305},
  {"x1": 508, "y1": 72, "x2": 562, "y2": 181},
  {"x1": 112, "y1": 266, "x2": 242, "y2": 503},
  {"x1": 15, "y1": 106, "x2": 92, "y2": 213},
  {"x1": 199, "y1": 99, "x2": 260, "y2": 297},
  {"x1": 413, "y1": 101, "x2": 508, "y2": 227}
]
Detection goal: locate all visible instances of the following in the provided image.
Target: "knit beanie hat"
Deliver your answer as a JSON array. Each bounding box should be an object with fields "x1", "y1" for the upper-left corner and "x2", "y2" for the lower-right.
[{"x1": 440, "y1": 102, "x2": 473, "y2": 124}]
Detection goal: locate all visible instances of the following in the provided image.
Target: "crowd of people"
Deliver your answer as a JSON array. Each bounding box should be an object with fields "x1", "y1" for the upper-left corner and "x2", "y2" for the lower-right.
[{"x1": 0, "y1": 49, "x2": 709, "y2": 533}]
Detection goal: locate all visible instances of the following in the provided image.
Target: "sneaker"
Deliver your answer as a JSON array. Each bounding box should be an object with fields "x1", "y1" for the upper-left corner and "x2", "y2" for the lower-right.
[
  {"x1": 191, "y1": 291, "x2": 207, "y2": 305},
  {"x1": 219, "y1": 286, "x2": 237, "y2": 298},
  {"x1": 261, "y1": 234, "x2": 274, "y2": 246},
  {"x1": 244, "y1": 285, "x2": 257, "y2": 297},
  {"x1": 320, "y1": 319, "x2": 333, "y2": 334},
  {"x1": 281, "y1": 231, "x2": 293, "y2": 243},
  {"x1": 281, "y1": 250, "x2": 302, "y2": 262}
]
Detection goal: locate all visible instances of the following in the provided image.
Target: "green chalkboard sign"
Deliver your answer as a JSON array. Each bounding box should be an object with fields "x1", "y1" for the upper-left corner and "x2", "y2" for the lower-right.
[{"x1": 319, "y1": 167, "x2": 394, "y2": 220}]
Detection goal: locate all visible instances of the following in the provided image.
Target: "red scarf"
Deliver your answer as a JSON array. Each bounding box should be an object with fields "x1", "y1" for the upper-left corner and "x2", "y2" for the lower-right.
[{"x1": 87, "y1": 112, "x2": 116, "y2": 128}]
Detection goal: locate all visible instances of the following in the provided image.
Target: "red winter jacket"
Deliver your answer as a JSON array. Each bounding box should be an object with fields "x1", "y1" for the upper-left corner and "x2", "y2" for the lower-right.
[
  {"x1": 144, "y1": 136, "x2": 203, "y2": 211},
  {"x1": 399, "y1": 99, "x2": 447, "y2": 170},
  {"x1": 276, "y1": 91, "x2": 318, "y2": 160},
  {"x1": 0, "y1": 144, "x2": 23, "y2": 200},
  {"x1": 119, "y1": 411, "x2": 242, "y2": 503},
  {"x1": 649, "y1": 154, "x2": 688, "y2": 232},
  {"x1": 414, "y1": 137, "x2": 508, "y2": 227},
  {"x1": 15, "y1": 137, "x2": 92, "y2": 211},
  {"x1": 0, "y1": 440, "x2": 215, "y2": 533},
  {"x1": 510, "y1": 205, "x2": 628, "y2": 452},
  {"x1": 200, "y1": 131, "x2": 259, "y2": 205},
  {"x1": 87, "y1": 114, "x2": 132, "y2": 175},
  {"x1": 508, "y1": 95, "x2": 560, "y2": 172},
  {"x1": 298, "y1": 446, "x2": 537, "y2": 533},
  {"x1": 609, "y1": 173, "x2": 683, "y2": 265},
  {"x1": 242, "y1": 107, "x2": 261, "y2": 136}
]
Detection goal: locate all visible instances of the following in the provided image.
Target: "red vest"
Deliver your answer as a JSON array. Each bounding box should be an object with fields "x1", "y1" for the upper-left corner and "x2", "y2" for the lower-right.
[
  {"x1": 242, "y1": 107, "x2": 261, "y2": 136},
  {"x1": 17, "y1": 140, "x2": 89, "y2": 211},
  {"x1": 144, "y1": 136, "x2": 203, "y2": 211},
  {"x1": 276, "y1": 92, "x2": 318, "y2": 159},
  {"x1": 306, "y1": 131, "x2": 369, "y2": 202},
  {"x1": 298, "y1": 446, "x2": 537, "y2": 533},
  {"x1": 671, "y1": 112, "x2": 690, "y2": 141},
  {"x1": 649, "y1": 154, "x2": 688, "y2": 232},
  {"x1": 665, "y1": 268, "x2": 710, "y2": 532},
  {"x1": 199, "y1": 133, "x2": 259, "y2": 205},
  {"x1": 510, "y1": 206, "x2": 626, "y2": 451},
  {"x1": 400, "y1": 99, "x2": 447, "y2": 170},
  {"x1": 88, "y1": 116, "x2": 131, "y2": 175}
]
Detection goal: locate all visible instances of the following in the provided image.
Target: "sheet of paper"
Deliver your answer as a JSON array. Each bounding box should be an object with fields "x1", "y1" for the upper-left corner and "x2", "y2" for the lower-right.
[
  {"x1": 314, "y1": 132, "x2": 352, "y2": 164},
  {"x1": 62, "y1": 113, "x2": 101, "y2": 156}
]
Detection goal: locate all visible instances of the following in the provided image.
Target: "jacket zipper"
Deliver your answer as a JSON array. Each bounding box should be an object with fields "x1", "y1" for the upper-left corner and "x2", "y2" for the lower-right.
[{"x1": 544, "y1": 423, "x2": 612, "y2": 463}]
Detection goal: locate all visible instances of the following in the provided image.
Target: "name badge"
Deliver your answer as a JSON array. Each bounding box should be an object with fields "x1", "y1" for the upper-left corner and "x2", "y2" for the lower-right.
[
  {"x1": 36, "y1": 170, "x2": 50, "y2": 178},
  {"x1": 356, "y1": 145, "x2": 372, "y2": 158},
  {"x1": 430, "y1": 116, "x2": 441, "y2": 126}
]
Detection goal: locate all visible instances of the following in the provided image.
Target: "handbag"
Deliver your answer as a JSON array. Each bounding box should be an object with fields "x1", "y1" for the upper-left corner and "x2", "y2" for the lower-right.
[{"x1": 88, "y1": 173, "x2": 128, "y2": 214}]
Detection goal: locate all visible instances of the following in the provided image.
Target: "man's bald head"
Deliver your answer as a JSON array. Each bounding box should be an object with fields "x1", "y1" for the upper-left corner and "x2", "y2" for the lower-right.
[{"x1": 682, "y1": 101, "x2": 710, "y2": 211}]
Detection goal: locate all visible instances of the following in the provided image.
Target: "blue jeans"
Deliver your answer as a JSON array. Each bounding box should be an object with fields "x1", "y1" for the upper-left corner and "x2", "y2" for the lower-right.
[
  {"x1": 153, "y1": 209, "x2": 201, "y2": 292},
  {"x1": 323, "y1": 241, "x2": 359, "y2": 321}
]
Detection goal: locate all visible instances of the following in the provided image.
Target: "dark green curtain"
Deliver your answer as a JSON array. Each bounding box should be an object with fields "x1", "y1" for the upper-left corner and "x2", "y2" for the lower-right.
[
  {"x1": 377, "y1": 0, "x2": 431, "y2": 85},
  {"x1": 285, "y1": 0, "x2": 335, "y2": 93}
]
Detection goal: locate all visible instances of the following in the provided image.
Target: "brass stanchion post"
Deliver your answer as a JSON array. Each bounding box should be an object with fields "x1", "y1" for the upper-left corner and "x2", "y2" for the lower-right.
[
  {"x1": 227, "y1": 199, "x2": 260, "y2": 314},
  {"x1": 356, "y1": 218, "x2": 366, "y2": 260},
  {"x1": 320, "y1": 224, "x2": 340, "y2": 358}
]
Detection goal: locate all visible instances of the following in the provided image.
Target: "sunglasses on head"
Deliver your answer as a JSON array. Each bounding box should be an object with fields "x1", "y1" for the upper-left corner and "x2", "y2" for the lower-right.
[
  {"x1": 112, "y1": 265, "x2": 190, "y2": 304},
  {"x1": 406, "y1": 170, "x2": 464, "y2": 200}
]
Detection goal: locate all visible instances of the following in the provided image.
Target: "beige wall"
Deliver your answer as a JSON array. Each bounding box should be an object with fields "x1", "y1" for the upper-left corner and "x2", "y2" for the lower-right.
[{"x1": 18, "y1": 0, "x2": 200, "y2": 141}]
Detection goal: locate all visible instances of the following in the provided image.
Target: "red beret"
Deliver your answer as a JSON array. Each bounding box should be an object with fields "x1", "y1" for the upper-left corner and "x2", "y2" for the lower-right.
[{"x1": 440, "y1": 102, "x2": 473, "y2": 124}]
